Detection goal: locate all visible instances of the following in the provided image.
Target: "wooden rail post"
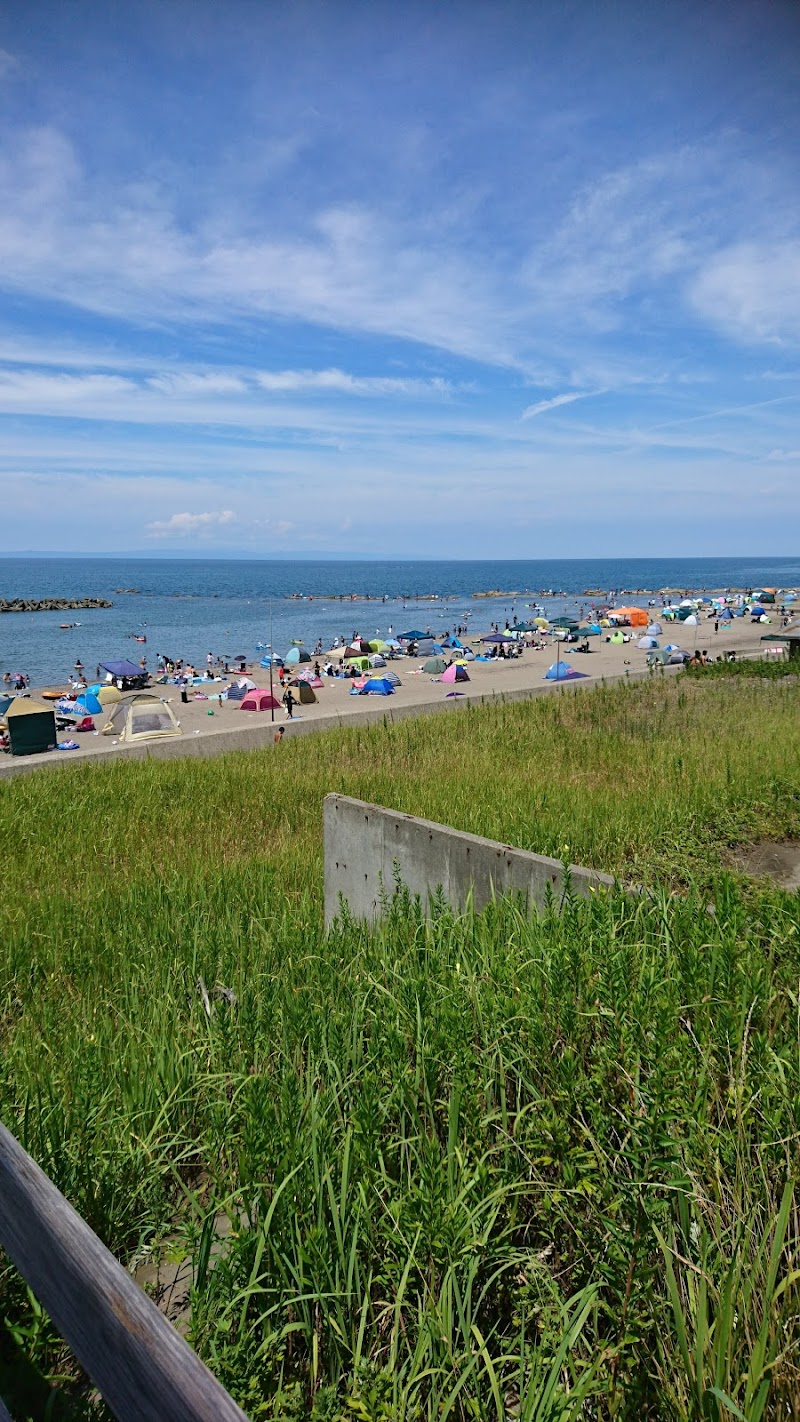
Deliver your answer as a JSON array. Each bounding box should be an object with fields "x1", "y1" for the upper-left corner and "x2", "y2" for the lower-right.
[{"x1": 0, "y1": 1124, "x2": 250, "y2": 1421}]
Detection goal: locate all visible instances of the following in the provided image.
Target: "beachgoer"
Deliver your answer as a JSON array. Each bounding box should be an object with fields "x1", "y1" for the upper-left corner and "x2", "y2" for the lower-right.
[
  {"x1": 273, "y1": 726, "x2": 285, "y2": 744},
  {"x1": 282, "y1": 688, "x2": 296, "y2": 719},
  {"x1": 2, "y1": 671, "x2": 10, "y2": 685}
]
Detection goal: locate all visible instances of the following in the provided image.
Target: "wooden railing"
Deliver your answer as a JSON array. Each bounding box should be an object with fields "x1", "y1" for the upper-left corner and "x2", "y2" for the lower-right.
[{"x1": 0, "y1": 1123, "x2": 249, "y2": 1421}]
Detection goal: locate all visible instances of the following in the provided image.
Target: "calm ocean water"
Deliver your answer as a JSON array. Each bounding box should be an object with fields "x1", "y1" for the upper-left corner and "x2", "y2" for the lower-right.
[{"x1": 1, "y1": 556, "x2": 798, "y2": 684}]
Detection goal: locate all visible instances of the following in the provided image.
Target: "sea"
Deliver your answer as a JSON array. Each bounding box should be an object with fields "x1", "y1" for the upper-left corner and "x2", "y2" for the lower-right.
[{"x1": 1, "y1": 556, "x2": 798, "y2": 686}]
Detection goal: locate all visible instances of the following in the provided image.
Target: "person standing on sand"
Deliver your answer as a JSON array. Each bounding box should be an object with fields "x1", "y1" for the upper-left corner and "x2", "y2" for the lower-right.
[{"x1": 282, "y1": 687, "x2": 296, "y2": 719}]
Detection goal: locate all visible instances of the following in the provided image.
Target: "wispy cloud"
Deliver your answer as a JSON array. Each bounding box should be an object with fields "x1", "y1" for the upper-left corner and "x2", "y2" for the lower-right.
[
  {"x1": 147, "y1": 510, "x2": 236, "y2": 538},
  {"x1": 521, "y1": 390, "x2": 604, "y2": 420}
]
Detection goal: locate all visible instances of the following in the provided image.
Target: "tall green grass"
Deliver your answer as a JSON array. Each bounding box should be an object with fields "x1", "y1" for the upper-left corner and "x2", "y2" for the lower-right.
[{"x1": 1, "y1": 677, "x2": 799, "y2": 1418}]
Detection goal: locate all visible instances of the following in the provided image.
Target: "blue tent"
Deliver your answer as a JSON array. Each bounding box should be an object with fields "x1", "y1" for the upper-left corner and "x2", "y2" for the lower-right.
[
  {"x1": 398, "y1": 630, "x2": 429, "y2": 641},
  {"x1": 544, "y1": 661, "x2": 588, "y2": 681},
  {"x1": 360, "y1": 677, "x2": 394, "y2": 695},
  {"x1": 75, "y1": 691, "x2": 103, "y2": 715}
]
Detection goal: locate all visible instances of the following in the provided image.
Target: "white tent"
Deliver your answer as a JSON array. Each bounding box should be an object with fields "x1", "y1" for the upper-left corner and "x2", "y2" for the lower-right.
[{"x1": 101, "y1": 692, "x2": 181, "y2": 743}]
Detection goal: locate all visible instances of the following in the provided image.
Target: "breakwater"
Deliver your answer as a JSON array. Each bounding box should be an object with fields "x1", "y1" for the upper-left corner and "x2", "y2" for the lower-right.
[{"x1": 0, "y1": 598, "x2": 113, "y2": 614}]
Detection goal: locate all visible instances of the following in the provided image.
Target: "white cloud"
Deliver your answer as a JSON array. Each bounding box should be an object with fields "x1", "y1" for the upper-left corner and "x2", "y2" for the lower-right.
[
  {"x1": 690, "y1": 242, "x2": 800, "y2": 345},
  {"x1": 254, "y1": 367, "x2": 452, "y2": 396},
  {"x1": 521, "y1": 390, "x2": 603, "y2": 419},
  {"x1": 147, "y1": 510, "x2": 236, "y2": 537}
]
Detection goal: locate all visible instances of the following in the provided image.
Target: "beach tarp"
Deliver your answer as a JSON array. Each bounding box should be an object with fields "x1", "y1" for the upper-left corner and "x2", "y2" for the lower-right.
[
  {"x1": 6, "y1": 697, "x2": 57, "y2": 756},
  {"x1": 441, "y1": 663, "x2": 469, "y2": 683},
  {"x1": 544, "y1": 662, "x2": 588, "y2": 681},
  {"x1": 102, "y1": 693, "x2": 181, "y2": 742},
  {"x1": 100, "y1": 658, "x2": 145, "y2": 678},
  {"x1": 240, "y1": 689, "x2": 281, "y2": 711},
  {"x1": 423, "y1": 656, "x2": 447, "y2": 674}
]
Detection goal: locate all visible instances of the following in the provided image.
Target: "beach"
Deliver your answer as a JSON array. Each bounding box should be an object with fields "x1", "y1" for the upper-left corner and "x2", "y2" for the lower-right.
[{"x1": 1, "y1": 613, "x2": 784, "y2": 777}]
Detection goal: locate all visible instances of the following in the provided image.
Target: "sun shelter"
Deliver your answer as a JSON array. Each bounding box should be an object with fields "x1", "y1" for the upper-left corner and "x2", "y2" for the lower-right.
[
  {"x1": 75, "y1": 691, "x2": 103, "y2": 715},
  {"x1": 101, "y1": 692, "x2": 181, "y2": 742},
  {"x1": 368, "y1": 640, "x2": 390, "y2": 653},
  {"x1": 441, "y1": 663, "x2": 469, "y2": 683},
  {"x1": 285, "y1": 646, "x2": 311, "y2": 665},
  {"x1": 289, "y1": 679, "x2": 317, "y2": 704},
  {"x1": 414, "y1": 639, "x2": 438, "y2": 657},
  {"x1": 86, "y1": 683, "x2": 121, "y2": 705},
  {"x1": 360, "y1": 677, "x2": 394, "y2": 695},
  {"x1": 610, "y1": 631, "x2": 625, "y2": 645},
  {"x1": 240, "y1": 689, "x2": 282, "y2": 711},
  {"x1": 99, "y1": 659, "x2": 149, "y2": 689},
  {"x1": 544, "y1": 662, "x2": 588, "y2": 681},
  {"x1": 761, "y1": 621, "x2": 800, "y2": 660},
  {"x1": 6, "y1": 697, "x2": 57, "y2": 756},
  {"x1": 398, "y1": 629, "x2": 429, "y2": 641},
  {"x1": 423, "y1": 656, "x2": 447, "y2": 674},
  {"x1": 344, "y1": 655, "x2": 371, "y2": 673},
  {"x1": 611, "y1": 607, "x2": 648, "y2": 627}
]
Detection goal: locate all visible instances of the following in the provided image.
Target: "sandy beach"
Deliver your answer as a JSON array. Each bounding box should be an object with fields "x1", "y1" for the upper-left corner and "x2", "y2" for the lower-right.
[{"x1": 0, "y1": 613, "x2": 787, "y2": 778}]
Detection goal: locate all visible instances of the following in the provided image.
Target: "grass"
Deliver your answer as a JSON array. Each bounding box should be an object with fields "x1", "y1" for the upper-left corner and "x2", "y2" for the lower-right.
[{"x1": 1, "y1": 676, "x2": 799, "y2": 1419}]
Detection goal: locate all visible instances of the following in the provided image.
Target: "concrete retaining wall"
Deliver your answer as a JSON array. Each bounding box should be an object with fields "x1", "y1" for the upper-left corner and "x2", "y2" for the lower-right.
[
  {"x1": 0, "y1": 664, "x2": 678, "y2": 781},
  {"x1": 324, "y1": 793, "x2": 615, "y2": 927}
]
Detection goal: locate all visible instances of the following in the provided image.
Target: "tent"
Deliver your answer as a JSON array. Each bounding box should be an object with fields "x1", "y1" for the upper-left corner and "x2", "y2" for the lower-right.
[
  {"x1": 719, "y1": 608, "x2": 733, "y2": 620},
  {"x1": 544, "y1": 662, "x2": 588, "y2": 681},
  {"x1": 344, "y1": 655, "x2": 371, "y2": 672},
  {"x1": 609, "y1": 607, "x2": 648, "y2": 626},
  {"x1": 414, "y1": 639, "x2": 438, "y2": 656},
  {"x1": 260, "y1": 653, "x2": 284, "y2": 666},
  {"x1": 368, "y1": 653, "x2": 387, "y2": 667},
  {"x1": 441, "y1": 663, "x2": 469, "y2": 683},
  {"x1": 345, "y1": 640, "x2": 372, "y2": 656},
  {"x1": 646, "y1": 622, "x2": 663, "y2": 636},
  {"x1": 85, "y1": 683, "x2": 121, "y2": 705},
  {"x1": 296, "y1": 672, "x2": 323, "y2": 687},
  {"x1": 398, "y1": 629, "x2": 429, "y2": 641},
  {"x1": 6, "y1": 697, "x2": 57, "y2": 756},
  {"x1": 99, "y1": 659, "x2": 149, "y2": 689},
  {"x1": 101, "y1": 693, "x2": 181, "y2": 742},
  {"x1": 240, "y1": 689, "x2": 282, "y2": 711},
  {"x1": 360, "y1": 677, "x2": 394, "y2": 695},
  {"x1": 609, "y1": 631, "x2": 625, "y2": 644},
  {"x1": 383, "y1": 670, "x2": 402, "y2": 686},
  {"x1": 284, "y1": 646, "x2": 311, "y2": 664},
  {"x1": 75, "y1": 691, "x2": 103, "y2": 715},
  {"x1": 683, "y1": 614, "x2": 698, "y2": 626},
  {"x1": 368, "y1": 640, "x2": 390, "y2": 653},
  {"x1": 423, "y1": 656, "x2": 447, "y2": 674},
  {"x1": 637, "y1": 636, "x2": 659, "y2": 649},
  {"x1": 289, "y1": 680, "x2": 317, "y2": 704}
]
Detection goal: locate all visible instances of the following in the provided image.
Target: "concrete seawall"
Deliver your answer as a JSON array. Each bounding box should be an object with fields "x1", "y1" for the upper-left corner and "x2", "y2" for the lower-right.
[
  {"x1": 323, "y1": 793, "x2": 615, "y2": 927},
  {"x1": 0, "y1": 663, "x2": 681, "y2": 781}
]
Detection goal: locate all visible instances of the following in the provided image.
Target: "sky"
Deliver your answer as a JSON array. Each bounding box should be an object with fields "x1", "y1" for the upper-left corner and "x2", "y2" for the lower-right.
[{"x1": 0, "y1": 0, "x2": 799, "y2": 559}]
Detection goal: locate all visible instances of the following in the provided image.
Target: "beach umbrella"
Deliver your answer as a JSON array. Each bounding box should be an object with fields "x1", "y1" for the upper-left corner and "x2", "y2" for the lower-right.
[{"x1": 385, "y1": 637, "x2": 402, "y2": 648}]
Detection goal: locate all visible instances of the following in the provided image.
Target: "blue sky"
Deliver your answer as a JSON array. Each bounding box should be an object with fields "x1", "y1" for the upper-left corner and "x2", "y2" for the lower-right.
[{"x1": 0, "y1": 0, "x2": 798, "y2": 558}]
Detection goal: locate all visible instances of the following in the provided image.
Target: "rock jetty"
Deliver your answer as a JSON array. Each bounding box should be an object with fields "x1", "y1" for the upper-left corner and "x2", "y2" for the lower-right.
[{"x1": 0, "y1": 597, "x2": 113, "y2": 614}]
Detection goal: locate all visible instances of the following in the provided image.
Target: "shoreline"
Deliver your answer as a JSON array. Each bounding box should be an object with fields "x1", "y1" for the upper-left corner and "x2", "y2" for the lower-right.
[{"x1": 0, "y1": 615, "x2": 784, "y2": 780}]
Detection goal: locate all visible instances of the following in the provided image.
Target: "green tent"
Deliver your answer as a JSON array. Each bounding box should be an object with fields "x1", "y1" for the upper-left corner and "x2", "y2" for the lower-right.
[{"x1": 6, "y1": 697, "x2": 57, "y2": 756}]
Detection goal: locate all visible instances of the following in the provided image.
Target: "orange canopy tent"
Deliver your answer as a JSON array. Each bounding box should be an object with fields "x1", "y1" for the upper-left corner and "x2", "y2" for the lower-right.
[{"x1": 610, "y1": 606, "x2": 648, "y2": 627}]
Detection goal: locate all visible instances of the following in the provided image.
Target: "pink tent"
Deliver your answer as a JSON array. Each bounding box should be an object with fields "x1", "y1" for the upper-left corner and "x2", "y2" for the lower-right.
[
  {"x1": 240, "y1": 689, "x2": 282, "y2": 711},
  {"x1": 441, "y1": 663, "x2": 470, "y2": 683}
]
